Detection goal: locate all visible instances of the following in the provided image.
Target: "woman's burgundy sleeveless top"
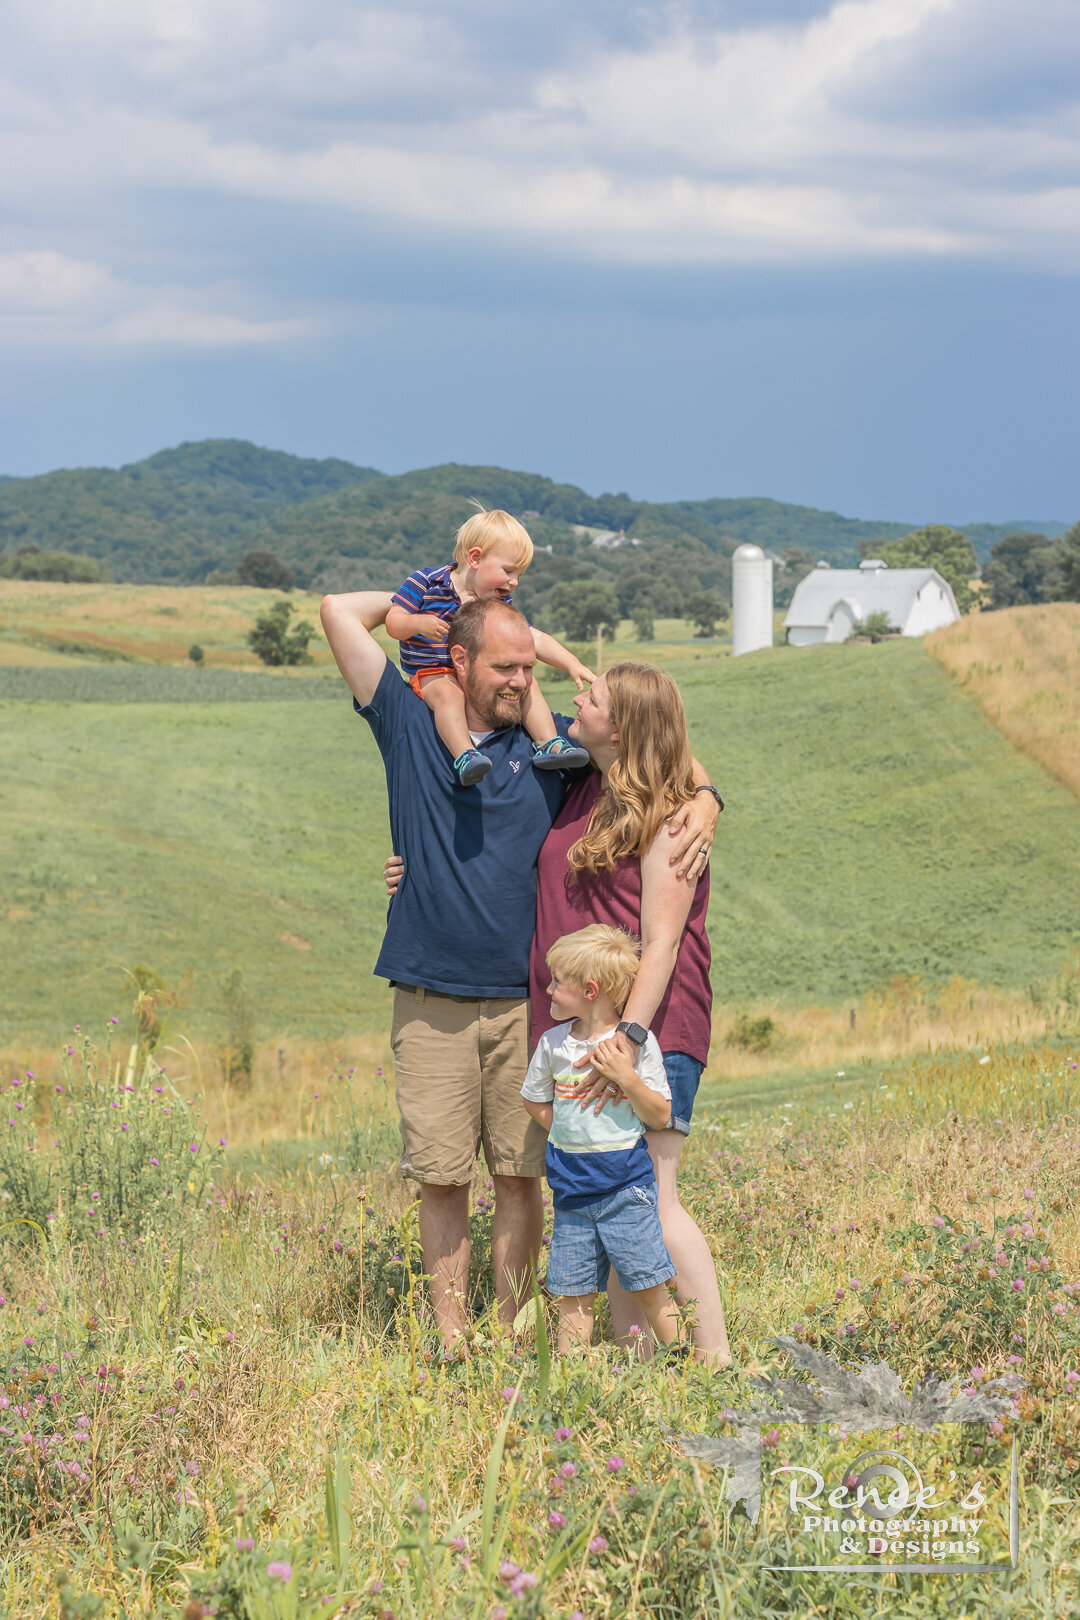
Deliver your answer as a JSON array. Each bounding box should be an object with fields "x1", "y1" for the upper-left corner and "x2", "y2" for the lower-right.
[{"x1": 529, "y1": 774, "x2": 712, "y2": 1063}]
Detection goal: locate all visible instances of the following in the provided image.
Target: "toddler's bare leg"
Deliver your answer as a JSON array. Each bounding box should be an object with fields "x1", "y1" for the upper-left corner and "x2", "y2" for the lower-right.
[
  {"x1": 557, "y1": 1294, "x2": 596, "y2": 1354},
  {"x1": 521, "y1": 680, "x2": 560, "y2": 748},
  {"x1": 422, "y1": 673, "x2": 473, "y2": 761},
  {"x1": 631, "y1": 1282, "x2": 681, "y2": 1348}
]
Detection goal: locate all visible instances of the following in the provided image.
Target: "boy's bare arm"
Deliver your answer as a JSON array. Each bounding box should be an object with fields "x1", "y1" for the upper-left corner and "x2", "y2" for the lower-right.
[
  {"x1": 523, "y1": 1097, "x2": 553, "y2": 1131},
  {"x1": 588, "y1": 1039, "x2": 671, "y2": 1129},
  {"x1": 385, "y1": 604, "x2": 451, "y2": 643},
  {"x1": 530, "y1": 629, "x2": 595, "y2": 691}
]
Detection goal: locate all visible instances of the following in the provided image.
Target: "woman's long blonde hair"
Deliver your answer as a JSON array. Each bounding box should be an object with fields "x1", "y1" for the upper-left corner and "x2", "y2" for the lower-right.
[{"x1": 568, "y1": 662, "x2": 696, "y2": 875}]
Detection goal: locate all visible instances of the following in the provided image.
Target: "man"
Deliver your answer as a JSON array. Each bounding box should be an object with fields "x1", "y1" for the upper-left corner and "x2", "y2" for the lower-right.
[{"x1": 320, "y1": 588, "x2": 716, "y2": 1352}]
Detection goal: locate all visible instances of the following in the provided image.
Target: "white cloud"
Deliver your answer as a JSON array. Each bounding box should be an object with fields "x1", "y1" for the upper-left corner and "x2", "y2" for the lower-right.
[
  {"x1": 1, "y1": 0, "x2": 1078, "y2": 295},
  {"x1": 0, "y1": 249, "x2": 309, "y2": 348}
]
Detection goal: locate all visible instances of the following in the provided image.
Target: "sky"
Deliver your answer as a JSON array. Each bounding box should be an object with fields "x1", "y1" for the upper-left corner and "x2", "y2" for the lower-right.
[{"x1": 1, "y1": 0, "x2": 1078, "y2": 522}]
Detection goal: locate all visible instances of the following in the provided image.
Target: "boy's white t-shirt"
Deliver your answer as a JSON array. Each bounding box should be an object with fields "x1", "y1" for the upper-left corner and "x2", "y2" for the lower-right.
[{"x1": 521, "y1": 1022, "x2": 670, "y2": 1208}]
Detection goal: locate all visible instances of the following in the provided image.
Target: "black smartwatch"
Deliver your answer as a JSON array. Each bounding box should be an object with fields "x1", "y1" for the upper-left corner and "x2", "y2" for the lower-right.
[
  {"x1": 693, "y1": 784, "x2": 724, "y2": 811},
  {"x1": 617, "y1": 1021, "x2": 648, "y2": 1047}
]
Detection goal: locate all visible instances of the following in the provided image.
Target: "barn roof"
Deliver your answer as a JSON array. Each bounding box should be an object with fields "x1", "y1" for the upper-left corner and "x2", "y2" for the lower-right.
[{"x1": 783, "y1": 566, "x2": 955, "y2": 628}]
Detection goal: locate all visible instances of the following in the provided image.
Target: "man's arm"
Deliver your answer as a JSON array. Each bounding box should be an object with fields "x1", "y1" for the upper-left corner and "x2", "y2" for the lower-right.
[
  {"x1": 666, "y1": 756, "x2": 721, "y2": 873},
  {"x1": 319, "y1": 591, "x2": 393, "y2": 707}
]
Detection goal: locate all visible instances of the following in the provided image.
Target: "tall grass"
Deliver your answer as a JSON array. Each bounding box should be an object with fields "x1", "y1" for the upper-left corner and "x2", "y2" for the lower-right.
[
  {"x1": 0, "y1": 1033, "x2": 1077, "y2": 1617},
  {"x1": 928, "y1": 603, "x2": 1080, "y2": 799}
]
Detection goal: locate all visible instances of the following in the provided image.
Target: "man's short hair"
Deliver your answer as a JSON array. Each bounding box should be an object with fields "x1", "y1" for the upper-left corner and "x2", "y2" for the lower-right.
[
  {"x1": 546, "y1": 924, "x2": 641, "y2": 1015},
  {"x1": 453, "y1": 507, "x2": 534, "y2": 570},
  {"x1": 446, "y1": 597, "x2": 530, "y2": 661}
]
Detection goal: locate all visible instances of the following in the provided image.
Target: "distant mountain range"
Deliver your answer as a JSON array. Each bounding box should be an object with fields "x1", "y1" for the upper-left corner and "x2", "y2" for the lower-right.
[{"x1": 0, "y1": 440, "x2": 1068, "y2": 610}]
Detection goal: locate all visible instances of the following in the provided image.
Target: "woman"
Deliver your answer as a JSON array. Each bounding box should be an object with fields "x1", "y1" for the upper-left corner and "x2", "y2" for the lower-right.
[{"x1": 530, "y1": 663, "x2": 731, "y2": 1366}]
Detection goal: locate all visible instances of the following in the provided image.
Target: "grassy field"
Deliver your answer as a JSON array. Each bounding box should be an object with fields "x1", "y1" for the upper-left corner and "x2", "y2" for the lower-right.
[
  {"x1": 928, "y1": 603, "x2": 1080, "y2": 800},
  {"x1": 3, "y1": 627, "x2": 1080, "y2": 1060},
  {"x1": 2, "y1": 590, "x2": 1080, "y2": 1615},
  {"x1": 0, "y1": 1034, "x2": 1077, "y2": 1618},
  {"x1": 0, "y1": 580, "x2": 335, "y2": 671}
]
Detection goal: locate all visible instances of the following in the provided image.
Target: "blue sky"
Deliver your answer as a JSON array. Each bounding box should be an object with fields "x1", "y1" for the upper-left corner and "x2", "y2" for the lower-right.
[{"x1": 1, "y1": 0, "x2": 1077, "y2": 522}]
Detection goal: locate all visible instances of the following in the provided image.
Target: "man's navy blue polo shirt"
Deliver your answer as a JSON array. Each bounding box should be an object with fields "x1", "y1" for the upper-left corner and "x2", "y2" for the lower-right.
[{"x1": 356, "y1": 661, "x2": 575, "y2": 998}]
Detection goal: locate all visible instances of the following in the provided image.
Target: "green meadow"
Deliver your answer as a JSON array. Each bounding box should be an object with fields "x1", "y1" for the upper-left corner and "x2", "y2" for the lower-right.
[
  {"x1": 2, "y1": 620, "x2": 1080, "y2": 1618},
  {"x1": 3, "y1": 635, "x2": 1079, "y2": 1046}
]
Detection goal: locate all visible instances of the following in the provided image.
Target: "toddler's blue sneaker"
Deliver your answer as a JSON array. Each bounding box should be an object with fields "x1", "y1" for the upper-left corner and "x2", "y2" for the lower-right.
[
  {"x1": 453, "y1": 747, "x2": 492, "y2": 786},
  {"x1": 531, "y1": 736, "x2": 590, "y2": 771}
]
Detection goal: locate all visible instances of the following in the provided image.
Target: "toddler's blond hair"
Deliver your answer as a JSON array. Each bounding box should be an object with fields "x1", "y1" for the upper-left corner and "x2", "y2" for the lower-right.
[
  {"x1": 453, "y1": 505, "x2": 534, "y2": 570},
  {"x1": 546, "y1": 924, "x2": 641, "y2": 1015}
]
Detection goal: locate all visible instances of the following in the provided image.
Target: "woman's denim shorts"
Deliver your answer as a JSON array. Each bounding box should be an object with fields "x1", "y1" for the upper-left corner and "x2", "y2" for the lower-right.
[
  {"x1": 545, "y1": 1181, "x2": 676, "y2": 1297},
  {"x1": 663, "y1": 1051, "x2": 704, "y2": 1136}
]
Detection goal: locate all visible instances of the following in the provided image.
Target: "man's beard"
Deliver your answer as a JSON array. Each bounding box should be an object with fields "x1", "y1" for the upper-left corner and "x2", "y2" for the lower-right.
[{"x1": 464, "y1": 677, "x2": 524, "y2": 731}]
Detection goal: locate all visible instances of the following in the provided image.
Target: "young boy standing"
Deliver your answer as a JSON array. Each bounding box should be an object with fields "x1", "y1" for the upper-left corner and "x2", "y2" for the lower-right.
[
  {"x1": 385, "y1": 507, "x2": 592, "y2": 786},
  {"x1": 521, "y1": 924, "x2": 681, "y2": 1354}
]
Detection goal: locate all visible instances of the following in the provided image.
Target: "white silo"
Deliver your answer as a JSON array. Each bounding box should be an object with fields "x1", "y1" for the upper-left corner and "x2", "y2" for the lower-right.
[{"x1": 731, "y1": 543, "x2": 774, "y2": 657}]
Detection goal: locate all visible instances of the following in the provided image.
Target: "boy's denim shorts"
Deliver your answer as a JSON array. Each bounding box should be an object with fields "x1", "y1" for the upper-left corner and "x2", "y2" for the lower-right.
[
  {"x1": 663, "y1": 1051, "x2": 704, "y2": 1137},
  {"x1": 545, "y1": 1181, "x2": 676, "y2": 1297}
]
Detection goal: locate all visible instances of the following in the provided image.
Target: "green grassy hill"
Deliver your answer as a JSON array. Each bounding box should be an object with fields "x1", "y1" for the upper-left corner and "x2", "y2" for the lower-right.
[
  {"x1": 3, "y1": 441, "x2": 1067, "y2": 597},
  {"x1": 2, "y1": 635, "x2": 1078, "y2": 1044},
  {"x1": 0, "y1": 440, "x2": 383, "y2": 583}
]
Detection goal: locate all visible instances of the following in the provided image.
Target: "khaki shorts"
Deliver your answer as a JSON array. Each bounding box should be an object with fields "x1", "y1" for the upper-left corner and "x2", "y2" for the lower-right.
[{"x1": 390, "y1": 986, "x2": 548, "y2": 1185}]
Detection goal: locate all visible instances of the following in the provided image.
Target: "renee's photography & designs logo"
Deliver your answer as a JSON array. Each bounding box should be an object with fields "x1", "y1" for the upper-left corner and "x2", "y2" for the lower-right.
[{"x1": 677, "y1": 1337, "x2": 1021, "y2": 1574}]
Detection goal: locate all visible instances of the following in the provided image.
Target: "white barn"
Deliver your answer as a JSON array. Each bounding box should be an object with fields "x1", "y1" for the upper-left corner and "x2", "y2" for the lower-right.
[{"x1": 783, "y1": 560, "x2": 961, "y2": 646}]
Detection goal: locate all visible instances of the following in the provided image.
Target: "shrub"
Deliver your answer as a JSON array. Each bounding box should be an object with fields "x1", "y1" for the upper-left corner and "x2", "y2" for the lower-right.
[
  {"x1": 247, "y1": 600, "x2": 314, "y2": 666},
  {"x1": 0, "y1": 545, "x2": 110, "y2": 583},
  {"x1": 217, "y1": 969, "x2": 255, "y2": 1088},
  {"x1": 851, "y1": 610, "x2": 896, "y2": 642},
  {"x1": 188, "y1": 643, "x2": 205, "y2": 666},
  {"x1": 237, "y1": 549, "x2": 295, "y2": 592},
  {"x1": 726, "y1": 1012, "x2": 780, "y2": 1053}
]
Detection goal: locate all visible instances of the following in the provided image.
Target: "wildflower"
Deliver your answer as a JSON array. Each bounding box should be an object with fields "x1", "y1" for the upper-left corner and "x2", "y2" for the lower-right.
[
  {"x1": 589, "y1": 1536, "x2": 607, "y2": 1554},
  {"x1": 606, "y1": 1456, "x2": 625, "y2": 1473},
  {"x1": 267, "y1": 1562, "x2": 293, "y2": 1582},
  {"x1": 763, "y1": 1429, "x2": 780, "y2": 1449},
  {"x1": 509, "y1": 1573, "x2": 538, "y2": 1597},
  {"x1": 554, "y1": 1426, "x2": 572, "y2": 1441},
  {"x1": 497, "y1": 1561, "x2": 520, "y2": 1580},
  {"x1": 548, "y1": 1511, "x2": 566, "y2": 1529},
  {"x1": 411, "y1": 1495, "x2": 427, "y2": 1514},
  {"x1": 931, "y1": 1215, "x2": 945, "y2": 1228},
  {"x1": 189, "y1": 1144, "x2": 198, "y2": 1154},
  {"x1": 149, "y1": 1159, "x2": 159, "y2": 1167},
  {"x1": 1012, "y1": 1280, "x2": 1024, "y2": 1292},
  {"x1": 449, "y1": 1536, "x2": 468, "y2": 1551},
  {"x1": 1053, "y1": 1303, "x2": 1067, "y2": 1315},
  {"x1": 1023, "y1": 1189, "x2": 1035, "y2": 1200},
  {"x1": 236, "y1": 1536, "x2": 255, "y2": 1552},
  {"x1": 502, "y1": 1387, "x2": 517, "y2": 1404},
  {"x1": 627, "y1": 1324, "x2": 643, "y2": 1338},
  {"x1": 558, "y1": 1462, "x2": 576, "y2": 1479}
]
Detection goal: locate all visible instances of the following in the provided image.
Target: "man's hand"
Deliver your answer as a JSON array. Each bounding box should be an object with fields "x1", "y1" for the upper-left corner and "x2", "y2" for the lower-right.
[
  {"x1": 384, "y1": 854, "x2": 404, "y2": 897},
  {"x1": 667, "y1": 791, "x2": 719, "y2": 877}
]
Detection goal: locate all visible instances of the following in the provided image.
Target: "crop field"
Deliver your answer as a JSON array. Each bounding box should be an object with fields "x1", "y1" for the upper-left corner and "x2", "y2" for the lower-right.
[{"x1": 0, "y1": 581, "x2": 335, "y2": 671}]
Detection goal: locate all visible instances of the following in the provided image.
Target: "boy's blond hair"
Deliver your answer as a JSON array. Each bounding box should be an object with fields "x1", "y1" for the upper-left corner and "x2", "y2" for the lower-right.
[
  {"x1": 453, "y1": 506, "x2": 534, "y2": 570},
  {"x1": 546, "y1": 924, "x2": 641, "y2": 1015}
]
